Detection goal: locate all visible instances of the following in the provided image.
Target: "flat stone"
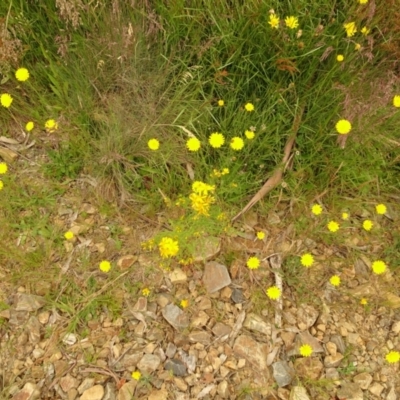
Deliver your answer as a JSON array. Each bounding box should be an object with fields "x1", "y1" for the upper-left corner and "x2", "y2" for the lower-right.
[
  {"x1": 148, "y1": 389, "x2": 168, "y2": 400},
  {"x1": 289, "y1": 386, "x2": 310, "y2": 400},
  {"x1": 368, "y1": 382, "x2": 384, "y2": 397},
  {"x1": 12, "y1": 383, "x2": 40, "y2": 400},
  {"x1": 26, "y1": 316, "x2": 41, "y2": 344},
  {"x1": 68, "y1": 388, "x2": 78, "y2": 400},
  {"x1": 162, "y1": 304, "x2": 189, "y2": 330},
  {"x1": 165, "y1": 359, "x2": 187, "y2": 376},
  {"x1": 137, "y1": 354, "x2": 160, "y2": 372},
  {"x1": 297, "y1": 304, "x2": 319, "y2": 331},
  {"x1": 324, "y1": 353, "x2": 344, "y2": 368},
  {"x1": 386, "y1": 386, "x2": 397, "y2": 400},
  {"x1": 391, "y1": 321, "x2": 400, "y2": 334},
  {"x1": 233, "y1": 335, "x2": 269, "y2": 371},
  {"x1": 325, "y1": 368, "x2": 339, "y2": 381},
  {"x1": 60, "y1": 374, "x2": 79, "y2": 392},
  {"x1": 169, "y1": 268, "x2": 187, "y2": 284},
  {"x1": 165, "y1": 342, "x2": 177, "y2": 358},
  {"x1": 197, "y1": 296, "x2": 212, "y2": 310},
  {"x1": 192, "y1": 236, "x2": 221, "y2": 263},
  {"x1": 294, "y1": 357, "x2": 323, "y2": 380},
  {"x1": 326, "y1": 342, "x2": 337, "y2": 356},
  {"x1": 330, "y1": 334, "x2": 346, "y2": 354},
  {"x1": 217, "y1": 380, "x2": 229, "y2": 398},
  {"x1": 272, "y1": 361, "x2": 295, "y2": 387},
  {"x1": 80, "y1": 385, "x2": 104, "y2": 400},
  {"x1": 336, "y1": 382, "x2": 363, "y2": 400},
  {"x1": 212, "y1": 322, "x2": 231, "y2": 337},
  {"x1": 191, "y1": 311, "x2": 209, "y2": 328},
  {"x1": 117, "y1": 381, "x2": 137, "y2": 400},
  {"x1": 117, "y1": 255, "x2": 137, "y2": 270},
  {"x1": 78, "y1": 379, "x2": 95, "y2": 394},
  {"x1": 188, "y1": 331, "x2": 211, "y2": 345},
  {"x1": 103, "y1": 382, "x2": 116, "y2": 400},
  {"x1": 14, "y1": 294, "x2": 46, "y2": 312},
  {"x1": 353, "y1": 372, "x2": 372, "y2": 389},
  {"x1": 203, "y1": 262, "x2": 231, "y2": 293},
  {"x1": 243, "y1": 313, "x2": 272, "y2": 336},
  {"x1": 231, "y1": 288, "x2": 245, "y2": 304}
]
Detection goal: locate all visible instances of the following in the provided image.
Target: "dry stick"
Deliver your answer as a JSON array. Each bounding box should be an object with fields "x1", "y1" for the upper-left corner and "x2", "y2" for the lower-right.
[{"x1": 232, "y1": 105, "x2": 306, "y2": 222}]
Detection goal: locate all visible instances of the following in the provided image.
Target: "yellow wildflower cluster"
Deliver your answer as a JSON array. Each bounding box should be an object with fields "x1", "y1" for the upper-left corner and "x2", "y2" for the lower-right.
[
  {"x1": 210, "y1": 168, "x2": 229, "y2": 178},
  {"x1": 188, "y1": 181, "x2": 216, "y2": 216},
  {"x1": 158, "y1": 237, "x2": 179, "y2": 258}
]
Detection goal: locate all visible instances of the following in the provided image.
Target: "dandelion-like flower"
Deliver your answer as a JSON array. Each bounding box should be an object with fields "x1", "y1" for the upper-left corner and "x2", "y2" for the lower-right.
[
  {"x1": 245, "y1": 130, "x2": 255, "y2": 140},
  {"x1": 335, "y1": 119, "x2": 352, "y2": 135},
  {"x1": 376, "y1": 204, "x2": 387, "y2": 215},
  {"x1": 337, "y1": 55, "x2": 344, "y2": 62},
  {"x1": 247, "y1": 256, "x2": 260, "y2": 270},
  {"x1": 299, "y1": 344, "x2": 313, "y2": 357},
  {"x1": 393, "y1": 95, "x2": 400, "y2": 108},
  {"x1": 360, "y1": 298, "x2": 368, "y2": 305},
  {"x1": 99, "y1": 260, "x2": 111, "y2": 272},
  {"x1": 45, "y1": 119, "x2": 58, "y2": 132},
  {"x1": 327, "y1": 221, "x2": 339, "y2": 232},
  {"x1": 189, "y1": 192, "x2": 214, "y2": 215},
  {"x1": 1, "y1": 93, "x2": 13, "y2": 108},
  {"x1": 343, "y1": 22, "x2": 357, "y2": 37},
  {"x1": 354, "y1": 43, "x2": 361, "y2": 51},
  {"x1": 266, "y1": 286, "x2": 281, "y2": 300},
  {"x1": 142, "y1": 288, "x2": 150, "y2": 297},
  {"x1": 268, "y1": 14, "x2": 280, "y2": 29},
  {"x1": 372, "y1": 260, "x2": 386, "y2": 275},
  {"x1": 244, "y1": 103, "x2": 254, "y2": 112},
  {"x1": 131, "y1": 371, "x2": 141, "y2": 380},
  {"x1": 192, "y1": 181, "x2": 215, "y2": 195},
  {"x1": 0, "y1": 163, "x2": 8, "y2": 174},
  {"x1": 64, "y1": 231, "x2": 74, "y2": 240},
  {"x1": 359, "y1": 0, "x2": 368, "y2": 3},
  {"x1": 361, "y1": 26, "x2": 370, "y2": 35},
  {"x1": 180, "y1": 299, "x2": 189, "y2": 308},
  {"x1": 186, "y1": 137, "x2": 201, "y2": 152},
  {"x1": 230, "y1": 137, "x2": 244, "y2": 151},
  {"x1": 362, "y1": 220, "x2": 373, "y2": 231},
  {"x1": 159, "y1": 237, "x2": 179, "y2": 258},
  {"x1": 311, "y1": 204, "x2": 322, "y2": 215},
  {"x1": 26, "y1": 121, "x2": 34, "y2": 131},
  {"x1": 256, "y1": 231, "x2": 265, "y2": 240},
  {"x1": 330, "y1": 275, "x2": 341, "y2": 287},
  {"x1": 209, "y1": 132, "x2": 225, "y2": 148},
  {"x1": 385, "y1": 351, "x2": 400, "y2": 364},
  {"x1": 148, "y1": 138, "x2": 160, "y2": 151},
  {"x1": 300, "y1": 253, "x2": 314, "y2": 267},
  {"x1": 342, "y1": 212, "x2": 349, "y2": 220},
  {"x1": 285, "y1": 16, "x2": 299, "y2": 29},
  {"x1": 15, "y1": 68, "x2": 30, "y2": 82},
  {"x1": 217, "y1": 99, "x2": 224, "y2": 106}
]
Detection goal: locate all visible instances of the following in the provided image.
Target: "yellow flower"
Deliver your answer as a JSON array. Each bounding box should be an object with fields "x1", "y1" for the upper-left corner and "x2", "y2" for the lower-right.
[
  {"x1": 343, "y1": 22, "x2": 357, "y2": 37},
  {"x1": 192, "y1": 181, "x2": 215, "y2": 195},
  {"x1": 330, "y1": 275, "x2": 341, "y2": 287},
  {"x1": 180, "y1": 299, "x2": 189, "y2": 308},
  {"x1": 361, "y1": 26, "x2": 370, "y2": 35},
  {"x1": 230, "y1": 137, "x2": 244, "y2": 151},
  {"x1": 189, "y1": 192, "x2": 214, "y2": 215},
  {"x1": 1, "y1": 93, "x2": 13, "y2": 108},
  {"x1": 376, "y1": 204, "x2": 387, "y2": 215},
  {"x1": 335, "y1": 119, "x2": 352, "y2": 135},
  {"x1": 362, "y1": 220, "x2": 373, "y2": 231},
  {"x1": 359, "y1": 0, "x2": 368, "y2": 3},
  {"x1": 244, "y1": 102, "x2": 254, "y2": 112},
  {"x1": 285, "y1": 16, "x2": 299, "y2": 29},
  {"x1": 300, "y1": 253, "x2": 314, "y2": 267},
  {"x1": 148, "y1": 138, "x2": 160, "y2": 150},
  {"x1": 15, "y1": 68, "x2": 29, "y2": 82},
  {"x1": 222, "y1": 168, "x2": 229, "y2": 175},
  {"x1": 45, "y1": 119, "x2": 58, "y2": 132},
  {"x1": 385, "y1": 351, "x2": 400, "y2": 364},
  {"x1": 64, "y1": 231, "x2": 74, "y2": 240},
  {"x1": 245, "y1": 130, "x2": 255, "y2": 140},
  {"x1": 217, "y1": 99, "x2": 224, "y2": 106},
  {"x1": 159, "y1": 237, "x2": 179, "y2": 258},
  {"x1": 268, "y1": 14, "x2": 280, "y2": 29},
  {"x1": 131, "y1": 371, "x2": 141, "y2": 380},
  {"x1": 299, "y1": 344, "x2": 313, "y2": 357},
  {"x1": 256, "y1": 231, "x2": 265, "y2": 240},
  {"x1": 186, "y1": 137, "x2": 201, "y2": 152},
  {"x1": 25, "y1": 121, "x2": 34, "y2": 131},
  {"x1": 0, "y1": 162, "x2": 8, "y2": 174},
  {"x1": 354, "y1": 43, "x2": 361, "y2": 51},
  {"x1": 311, "y1": 204, "x2": 322, "y2": 215},
  {"x1": 142, "y1": 288, "x2": 150, "y2": 297},
  {"x1": 99, "y1": 260, "x2": 111, "y2": 273},
  {"x1": 327, "y1": 221, "x2": 340, "y2": 232},
  {"x1": 247, "y1": 256, "x2": 260, "y2": 270},
  {"x1": 360, "y1": 298, "x2": 368, "y2": 305},
  {"x1": 393, "y1": 95, "x2": 400, "y2": 108},
  {"x1": 372, "y1": 260, "x2": 386, "y2": 275},
  {"x1": 266, "y1": 286, "x2": 281, "y2": 300},
  {"x1": 209, "y1": 132, "x2": 225, "y2": 148},
  {"x1": 336, "y1": 54, "x2": 344, "y2": 62},
  {"x1": 342, "y1": 212, "x2": 349, "y2": 220}
]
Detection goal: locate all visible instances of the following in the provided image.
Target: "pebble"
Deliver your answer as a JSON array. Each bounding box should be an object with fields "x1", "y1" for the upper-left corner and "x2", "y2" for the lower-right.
[
  {"x1": 162, "y1": 304, "x2": 189, "y2": 330},
  {"x1": 202, "y1": 262, "x2": 231, "y2": 294},
  {"x1": 80, "y1": 385, "x2": 104, "y2": 400},
  {"x1": 165, "y1": 359, "x2": 187, "y2": 376}
]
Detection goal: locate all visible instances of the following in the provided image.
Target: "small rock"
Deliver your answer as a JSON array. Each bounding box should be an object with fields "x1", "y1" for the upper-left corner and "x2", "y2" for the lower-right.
[
  {"x1": 60, "y1": 374, "x2": 79, "y2": 393},
  {"x1": 217, "y1": 380, "x2": 229, "y2": 398},
  {"x1": 174, "y1": 377, "x2": 188, "y2": 391},
  {"x1": 385, "y1": 292, "x2": 400, "y2": 309},
  {"x1": 117, "y1": 381, "x2": 137, "y2": 400},
  {"x1": 137, "y1": 354, "x2": 160, "y2": 372},
  {"x1": 278, "y1": 388, "x2": 290, "y2": 400},
  {"x1": 294, "y1": 357, "x2": 323, "y2": 380},
  {"x1": 63, "y1": 333, "x2": 77, "y2": 346},
  {"x1": 156, "y1": 293, "x2": 171, "y2": 308},
  {"x1": 325, "y1": 368, "x2": 339, "y2": 381},
  {"x1": 324, "y1": 353, "x2": 344, "y2": 368},
  {"x1": 78, "y1": 379, "x2": 95, "y2": 395},
  {"x1": 169, "y1": 268, "x2": 187, "y2": 284},
  {"x1": 68, "y1": 388, "x2": 78, "y2": 400},
  {"x1": 188, "y1": 331, "x2": 211, "y2": 345},
  {"x1": 80, "y1": 385, "x2": 104, "y2": 400},
  {"x1": 26, "y1": 316, "x2": 41, "y2": 344},
  {"x1": 231, "y1": 288, "x2": 245, "y2": 304},
  {"x1": 368, "y1": 382, "x2": 384, "y2": 397},
  {"x1": 166, "y1": 342, "x2": 177, "y2": 358},
  {"x1": 191, "y1": 311, "x2": 209, "y2": 328},
  {"x1": 38, "y1": 311, "x2": 50, "y2": 324},
  {"x1": 12, "y1": 382, "x2": 40, "y2": 400},
  {"x1": 132, "y1": 297, "x2": 147, "y2": 312},
  {"x1": 272, "y1": 361, "x2": 295, "y2": 387},
  {"x1": 14, "y1": 294, "x2": 46, "y2": 312},
  {"x1": 391, "y1": 321, "x2": 400, "y2": 334},
  {"x1": 202, "y1": 262, "x2": 231, "y2": 293},
  {"x1": 326, "y1": 342, "x2": 337, "y2": 356},
  {"x1": 165, "y1": 359, "x2": 187, "y2": 376},
  {"x1": 148, "y1": 389, "x2": 168, "y2": 400},
  {"x1": 336, "y1": 382, "x2": 363, "y2": 400},
  {"x1": 330, "y1": 334, "x2": 346, "y2": 354},
  {"x1": 353, "y1": 372, "x2": 372, "y2": 389},
  {"x1": 162, "y1": 304, "x2": 189, "y2": 330},
  {"x1": 386, "y1": 386, "x2": 397, "y2": 400},
  {"x1": 117, "y1": 255, "x2": 137, "y2": 270},
  {"x1": 192, "y1": 236, "x2": 221, "y2": 263},
  {"x1": 197, "y1": 296, "x2": 212, "y2": 310},
  {"x1": 243, "y1": 313, "x2": 272, "y2": 336},
  {"x1": 178, "y1": 349, "x2": 196, "y2": 373},
  {"x1": 289, "y1": 386, "x2": 310, "y2": 400},
  {"x1": 103, "y1": 382, "x2": 116, "y2": 400},
  {"x1": 297, "y1": 304, "x2": 319, "y2": 331},
  {"x1": 233, "y1": 335, "x2": 270, "y2": 371},
  {"x1": 212, "y1": 322, "x2": 232, "y2": 337}
]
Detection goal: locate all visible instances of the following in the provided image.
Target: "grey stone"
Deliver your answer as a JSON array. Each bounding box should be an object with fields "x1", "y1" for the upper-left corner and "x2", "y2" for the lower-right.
[
  {"x1": 272, "y1": 361, "x2": 295, "y2": 387},
  {"x1": 202, "y1": 262, "x2": 231, "y2": 294},
  {"x1": 212, "y1": 322, "x2": 232, "y2": 337},
  {"x1": 243, "y1": 313, "x2": 272, "y2": 336},
  {"x1": 294, "y1": 357, "x2": 323, "y2": 380},
  {"x1": 164, "y1": 359, "x2": 187, "y2": 376},
  {"x1": 233, "y1": 335, "x2": 269, "y2": 371},
  {"x1": 188, "y1": 331, "x2": 211, "y2": 345},
  {"x1": 80, "y1": 385, "x2": 104, "y2": 400},
  {"x1": 330, "y1": 334, "x2": 346, "y2": 354},
  {"x1": 14, "y1": 293, "x2": 46, "y2": 311},
  {"x1": 103, "y1": 383, "x2": 116, "y2": 400},
  {"x1": 137, "y1": 354, "x2": 160, "y2": 372},
  {"x1": 162, "y1": 304, "x2": 189, "y2": 330},
  {"x1": 165, "y1": 342, "x2": 177, "y2": 358},
  {"x1": 353, "y1": 372, "x2": 372, "y2": 389},
  {"x1": 297, "y1": 304, "x2": 319, "y2": 330},
  {"x1": 289, "y1": 386, "x2": 310, "y2": 400},
  {"x1": 336, "y1": 382, "x2": 363, "y2": 400},
  {"x1": 231, "y1": 288, "x2": 245, "y2": 304},
  {"x1": 178, "y1": 349, "x2": 196, "y2": 374}
]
